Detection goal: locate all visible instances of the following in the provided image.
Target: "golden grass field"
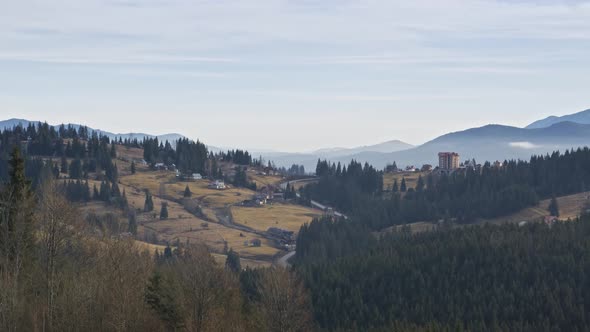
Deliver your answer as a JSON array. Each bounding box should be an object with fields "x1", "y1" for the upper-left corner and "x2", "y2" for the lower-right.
[
  {"x1": 133, "y1": 241, "x2": 271, "y2": 268},
  {"x1": 375, "y1": 191, "x2": 590, "y2": 236},
  {"x1": 138, "y1": 217, "x2": 280, "y2": 259},
  {"x1": 211, "y1": 253, "x2": 272, "y2": 269},
  {"x1": 483, "y1": 191, "x2": 590, "y2": 224},
  {"x1": 78, "y1": 161, "x2": 278, "y2": 262},
  {"x1": 121, "y1": 171, "x2": 256, "y2": 208},
  {"x1": 231, "y1": 203, "x2": 321, "y2": 233},
  {"x1": 383, "y1": 171, "x2": 425, "y2": 191},
  {"x1": 247, "y1": 170, "x2": 284, "y2": 188}
]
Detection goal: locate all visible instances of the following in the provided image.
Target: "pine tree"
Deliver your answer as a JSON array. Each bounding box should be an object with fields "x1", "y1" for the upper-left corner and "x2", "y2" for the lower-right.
[
  {"x1": 144, "y1": 191, "x2": 154, "y2": 212},
  {"x1": 145, "y1": 271, "x2": 183, "y2": 330},
  {"x1": 548, "y1": 195, "x2": 560, "y2": 217},
  {"x1": 160, "y1": 202, "x2": 168, "y2": 220},
  {"x1": 127, "y1": 210, "x2": 137, "y2": 235},
  {"x1": 99, "y1": 181, "x2": 111, "y2": 202},
  {"x1": 400, "y1": 178, "x2": 407, "y2": 192},
  {"x1": 110, "y1": 143, "x2": 116, "y2": 158},
  {"x1": 52, "y1": 163, "x2": 60, "y2": 179},
  {"x1": 0, "y1": 147, "x2": 36, "y2": 311},
  {"x1": 60, "y1": 156, "x2": 68, "y2": 174},
  {"x1": 130, "y1": 160, "x2": 136, "y2": 174},
  {"x1": 184, "y1": 185, "x2": 192, "y2": 198},
  {"x1": 392, "y1": 179, "x2": 399, "y2": 192},
  {"x1": 93, "y1": 184, "x2": 99, "y2": 200},
  {"x1": 69, "y1": 158, "x2": 82, "y2": 179},
  {"x1": 119, "y1": 189, "x2": 128, "y2": 210},
  {"x1": 416, "y1": 175, "x2": 425, "y2": 192},
  {"x1": 225, "y1": 249, "x2": 241, "y2": 273}
]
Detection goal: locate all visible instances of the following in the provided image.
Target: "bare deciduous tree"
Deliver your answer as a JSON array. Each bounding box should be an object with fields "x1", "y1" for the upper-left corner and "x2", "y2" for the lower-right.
[
  {"x1": 37, "y1": 179, "x2": 81, "y2": 331},
  {"x1": 257, "y1": 267, "x2": 314, "y2": 332}
]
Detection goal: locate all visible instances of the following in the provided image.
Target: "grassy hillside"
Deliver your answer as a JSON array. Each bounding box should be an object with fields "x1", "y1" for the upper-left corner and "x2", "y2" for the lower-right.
[
  {"x1": 383, "y1": 171, "x2": 425, "y2": 191},
  {"x1": 231, "y1": 203, "x2": 321, "y2": 233},
  {"x1": 75, "y1": 145, "x2": 319, "y2": 266},
  {"x1": 377, "y1": 191, "x2": 590, "y2": 237},
  {"x1": 483, "y1": 191, "x2": 590, "y2": 224}
]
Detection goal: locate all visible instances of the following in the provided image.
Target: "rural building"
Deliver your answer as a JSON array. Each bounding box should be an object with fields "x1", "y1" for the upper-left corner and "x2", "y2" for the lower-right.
[
  {"x1": 267, "y1": 227, "x2": 295, "y2": 242},
  {"x1": 208, "y1": 180, "x2": 226, "y2": 190},
  {"x1": 438, "y1": 152, "x2": 460, "y2": 170},
  {"x1": 192, "y1": 173, "x2": 202, "y2": 180},
  {"x1": 154, "y1": 163, "x2": 167, "y2": 171},
  {"x1": 250, "y1": 238, "x2": 262, "y2": 247},
  {"x1": 405, "y1": 165, "x2": 417, "y2": 172},
  {"x1": 254, "y1": 193, "x2": 268, "y2": 205}
]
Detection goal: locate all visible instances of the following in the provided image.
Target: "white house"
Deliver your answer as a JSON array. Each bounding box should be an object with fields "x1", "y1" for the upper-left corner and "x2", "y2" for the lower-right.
[{"x1": 208, "y1": 180, "x2": 226, "y2": 190}]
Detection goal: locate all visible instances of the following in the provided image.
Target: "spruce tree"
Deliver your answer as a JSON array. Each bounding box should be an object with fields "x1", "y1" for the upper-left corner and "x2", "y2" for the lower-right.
[
  {"x1": 144, "y1": 191, "x2": 154, "y2": 212},
  {"x1": 127, "y1": 211, "x2": 137, "y2": 235},
  {"x1": 548, "y1": 195, "x2": 560, "y2": 217},
  {"x1": 60, "y1": 156, "x2": 68, "y2": 174},
  {"x1": 69, "y1": 158, "x2": 82, "y2": 179},
  {"x1": 110, "y1": 143, "x2": 116, "y2": 158},
  {"x1": 145, "y1": 271, "x2": 184, "y2": 330},
  {"x1": 400, "y1": 178, "x2": 407, "y2": 192},
  {"x1": 119, "y1": 189, "x2": 128, "y2": 210},
  {"x1": 130, "y1": 160, "x2": 136, "y2": 174},
  {"x1": 225, "y1": 249, "x2": 241, "y2": 273},
  {"x1": 52, "y1": 163, "x2": 60, "y2": 179},
  {"x1": 416, "y1": 175, "x2": 425, "y2": 192},
  {"x1": 392, "y1": 179, "x2": 399, "y2": 192},
  {"x1": 160, "y1": 202, "x2": 169, "y2": 220},
  {"x1": 184, "y1": 185, "x2": 192, "y2": 198},
  {"x1": 0, "y1": 147, "x2": 36, "y2": 290},
  {"x1": 93, "y1": 184, "x2": 99, "y2": 200}
]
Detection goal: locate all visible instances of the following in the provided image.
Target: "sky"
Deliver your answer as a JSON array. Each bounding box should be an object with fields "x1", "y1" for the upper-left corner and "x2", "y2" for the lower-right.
[{"x1": 1, "y1": 0, "x2": 590, "y2": 152}]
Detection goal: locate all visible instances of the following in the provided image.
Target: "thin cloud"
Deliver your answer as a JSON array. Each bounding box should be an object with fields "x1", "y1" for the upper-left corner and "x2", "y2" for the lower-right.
[{"x1": 0, "y1": 53, "x2": 238, "y2": 65}]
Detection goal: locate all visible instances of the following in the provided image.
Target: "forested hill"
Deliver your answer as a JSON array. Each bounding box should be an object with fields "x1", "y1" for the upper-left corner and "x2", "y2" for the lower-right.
[
  {"x1": 296, "y1": 215, "x2": 590, "y2": 331},
  {"x1": 293, "y1": 146, "x2": 590, "y2": 330},
  {"x1": 303, "y1": 148, "x2": 590, "y2": 230}
]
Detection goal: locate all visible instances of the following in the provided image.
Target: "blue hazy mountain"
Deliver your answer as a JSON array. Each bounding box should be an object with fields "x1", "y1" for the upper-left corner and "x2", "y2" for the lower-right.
[
  {"x1": 265, "y1": 121, "x2": 590, "y2": 171},
  {"x1": 526, "y1": 109, "x2": 590, "y2": 129},
  {"x1": 333, "y1": 121, "x2": 590, "y2": 170}
]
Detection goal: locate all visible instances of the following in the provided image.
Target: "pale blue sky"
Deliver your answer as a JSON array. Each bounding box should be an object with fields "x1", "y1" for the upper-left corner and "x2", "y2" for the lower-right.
[{"x1": 1, "y1": 0, "x2": 589, "y2": 152}]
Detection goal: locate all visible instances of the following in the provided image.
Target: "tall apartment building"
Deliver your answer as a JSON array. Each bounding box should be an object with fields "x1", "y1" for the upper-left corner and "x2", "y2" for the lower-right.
[{"x1": 438, "y1": 152, "x2": 460, "y2": 170}]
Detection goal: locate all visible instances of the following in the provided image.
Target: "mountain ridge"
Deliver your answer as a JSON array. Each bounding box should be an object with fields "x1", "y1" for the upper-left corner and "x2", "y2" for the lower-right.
[{"x1": 526, "y1": 109, "x2": 590, "y2": 129}]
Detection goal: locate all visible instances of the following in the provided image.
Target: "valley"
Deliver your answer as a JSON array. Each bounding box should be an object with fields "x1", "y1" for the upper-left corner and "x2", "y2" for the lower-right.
[{"x1": 80, "y1": 145, "x2": 322, "y2": 267}]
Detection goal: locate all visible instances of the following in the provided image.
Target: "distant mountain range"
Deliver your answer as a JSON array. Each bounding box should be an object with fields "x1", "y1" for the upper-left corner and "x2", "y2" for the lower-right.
[
  {"x1": 257, "y1": 140, "x2": 414, "y2": 172},
  {"x1": 526, "y1": 109, "x2": 590, "y2": 129},
  {"x1": 259, "y1": 108, "x2": 590, "y2": 171},
  {"x1": 311, "y1": 140, "x2": 414, "y2": 157},
  {"x1": 0, "y1": 118, "x2": 185, "y2": 143},
  {"x1": 4, "y1": 108, "x2": 590, "y2": 172}
]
